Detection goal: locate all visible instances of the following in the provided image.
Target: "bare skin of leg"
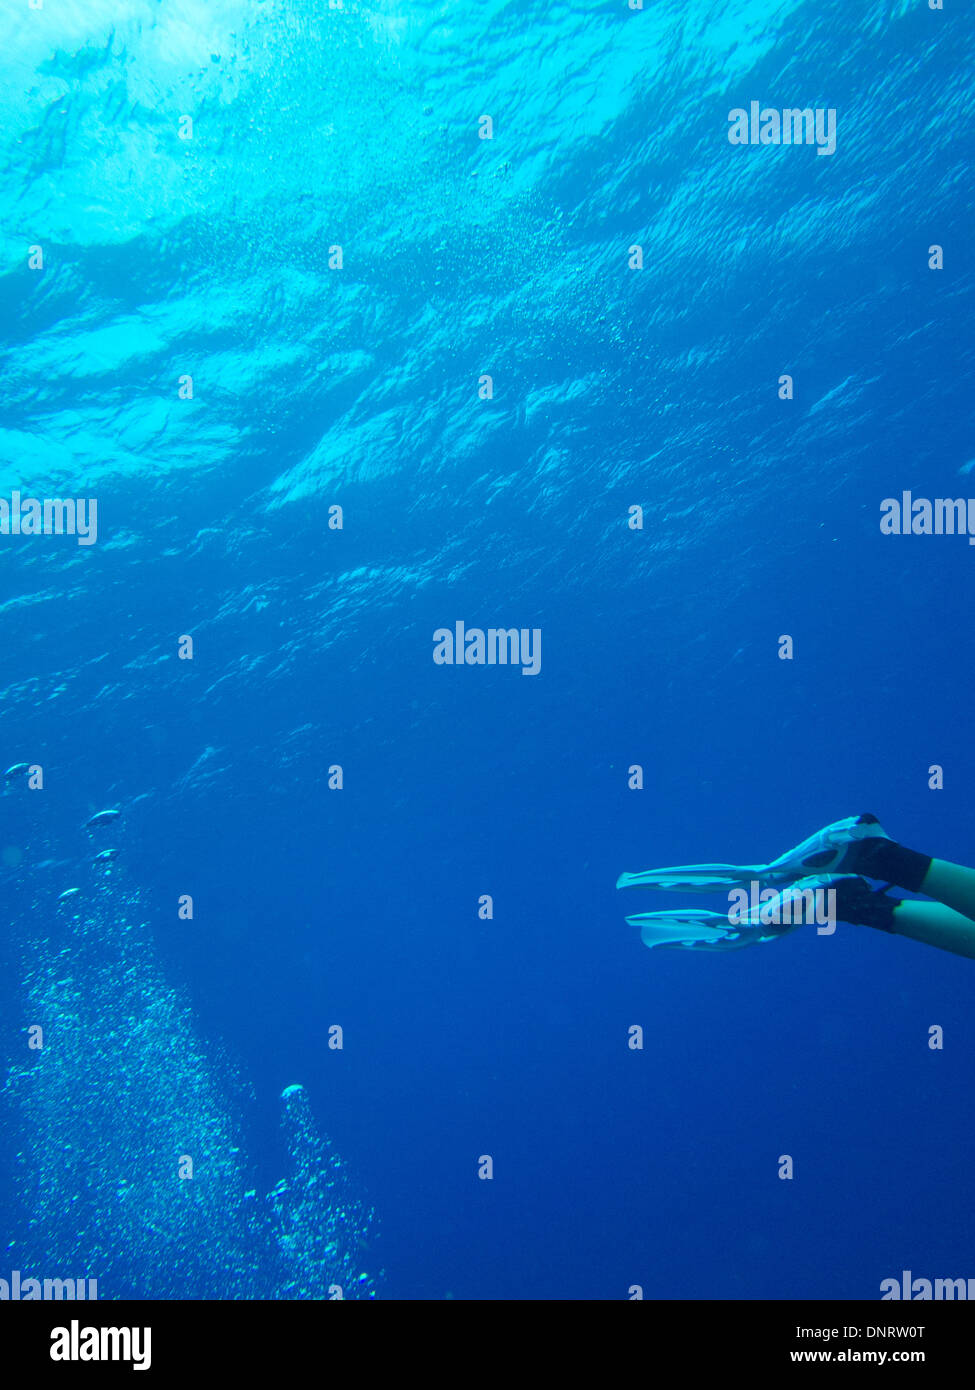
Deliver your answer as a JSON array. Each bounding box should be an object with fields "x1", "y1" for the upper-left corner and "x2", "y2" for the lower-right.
[
  {"x1": 890, "y1": 900, "x2": 975, "y2": 960},
  {"x1": 888, "y1": 860, "x2": 975, "y2": 960},
  {"x1": 919, "y1": 858, "x2": 975, "y2": 920}
]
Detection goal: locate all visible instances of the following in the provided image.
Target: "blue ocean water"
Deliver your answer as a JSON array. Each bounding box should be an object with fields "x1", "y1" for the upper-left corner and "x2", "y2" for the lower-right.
[{"x1": 1, "y1": 0, "x2": 973, "y2": 1302}]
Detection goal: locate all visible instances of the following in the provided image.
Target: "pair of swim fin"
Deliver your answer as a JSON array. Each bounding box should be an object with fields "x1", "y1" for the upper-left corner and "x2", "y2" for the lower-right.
[{"x1": 617, "y1": 814, "x2": 892, "y2": 952}]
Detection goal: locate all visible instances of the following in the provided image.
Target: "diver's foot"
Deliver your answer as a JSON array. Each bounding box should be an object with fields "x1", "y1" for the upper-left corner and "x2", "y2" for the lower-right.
[
  {"x1": 767, "y1": 814, "x2": 931, "y2": 893},
  {"x1": 766, "y1": 814, "x2": 888, "y2": 879},
  {"x1": 826, "y1": 874, "x2": 900, "y2": 932}
]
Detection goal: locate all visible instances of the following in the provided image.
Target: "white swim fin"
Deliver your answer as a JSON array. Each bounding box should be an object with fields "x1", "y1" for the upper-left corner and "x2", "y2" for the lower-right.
[
  {"x1": 616, "y1": 863, "x2": 767, "y2": 893},
  {"x1": 618, "y1": 815, "x2": 891, "y2": 895},
  {"x1": 623, "y1": 909, "x2": 768, "y2": 952},
  {"x1": 625, "y1": 877, "x2": 836, "y2": 952}
]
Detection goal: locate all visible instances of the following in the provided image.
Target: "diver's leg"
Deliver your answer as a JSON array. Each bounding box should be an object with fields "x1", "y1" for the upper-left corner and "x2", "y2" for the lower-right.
[
  {"x1": 845, "y1": 830, "x2": 975, "y2": 920},
  {"x1": 917, "y1": 858, "x2": 975, "y2": 921},
  {"x1": 833, "y1": 876, "x2": 975, "y2": 959},
  {"x1": 884, "y1": 898, "x2": 975, "y2": 961}
]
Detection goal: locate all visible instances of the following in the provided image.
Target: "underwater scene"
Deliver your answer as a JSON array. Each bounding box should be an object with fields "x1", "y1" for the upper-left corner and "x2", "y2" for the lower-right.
[{"x1": 1, "y1": 0, "x2": 973, "y2": 1307}]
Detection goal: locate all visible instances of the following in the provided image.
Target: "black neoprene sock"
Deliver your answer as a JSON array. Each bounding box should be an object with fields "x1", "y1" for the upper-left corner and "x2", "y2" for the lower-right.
[
  {"x1": 842, "y1": 836, "x2": 932, "y2": 893},
  {"x1": 832, "y1": 877, "x2": 899, "y2": 933}
]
